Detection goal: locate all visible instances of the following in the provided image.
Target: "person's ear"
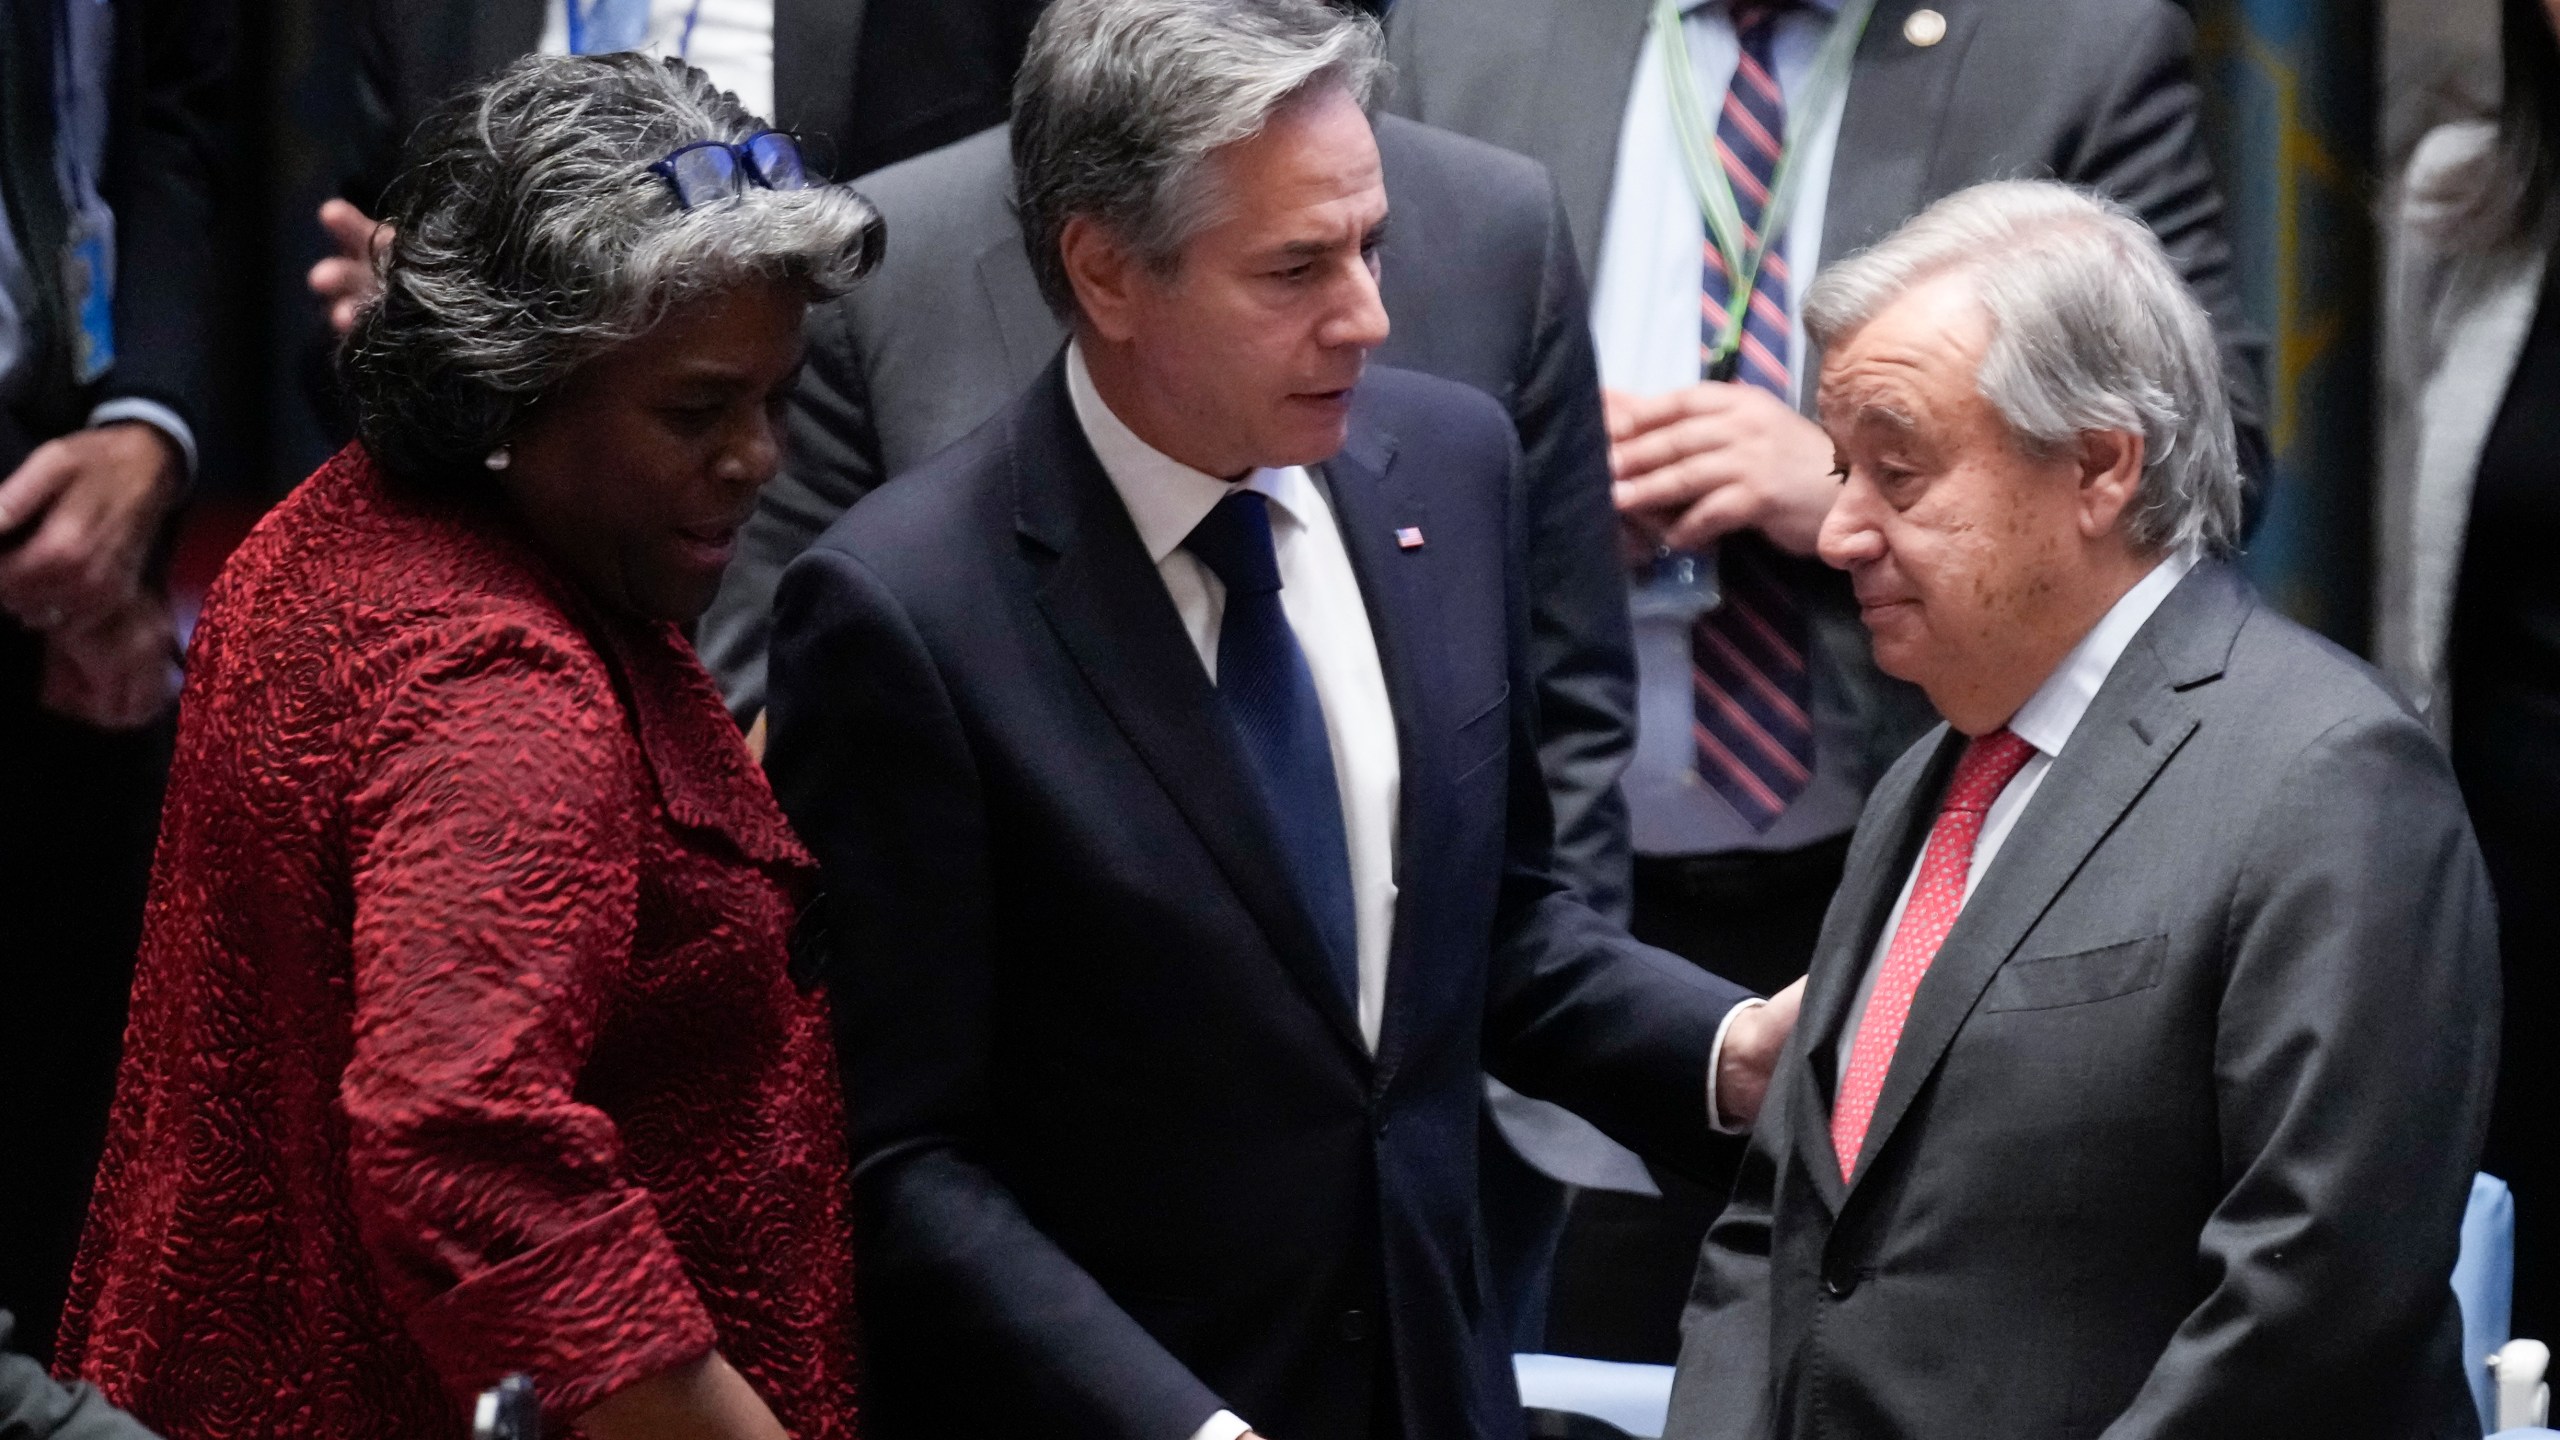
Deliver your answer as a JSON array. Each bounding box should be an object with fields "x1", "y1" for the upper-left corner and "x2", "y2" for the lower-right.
[
  {"x1": 1060, "y1": 216, "x2": 1145, "y2": 345},
  {"x1": 2073, "y1": 427, "x2": 2146, "y2": 541}
]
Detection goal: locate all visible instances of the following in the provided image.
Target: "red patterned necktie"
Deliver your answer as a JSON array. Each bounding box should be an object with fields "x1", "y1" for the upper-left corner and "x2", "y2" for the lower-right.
[
  {"x1": 1829, "y1": 728, "x2": 2040, "y2": 1180},
  {"x1": 1691, "y1": 0, "x2": 1816, "y2": 830}
]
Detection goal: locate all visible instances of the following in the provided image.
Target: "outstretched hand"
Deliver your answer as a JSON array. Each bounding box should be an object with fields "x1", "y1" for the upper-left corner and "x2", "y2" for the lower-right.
[{"x1": 1715, "y1": 977, "x2": 1807, "y2": 1130}]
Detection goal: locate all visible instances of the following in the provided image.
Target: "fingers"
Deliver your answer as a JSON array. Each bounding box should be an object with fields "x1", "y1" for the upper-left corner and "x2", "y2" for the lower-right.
[
  {"x1": 1660, "y1": 481, "x2": 1762, "y2": 551},
  {"x1": 314, "y1": 200, "x2": 389, "y2": 334},
  {"x1": 1604, "y1": 379, "x2": 1745, "y2": 442},
  {"x1": 308, "y1": 254, "x2": 365, "y2": 302},
  {"x1": 317, "y1": 197, "x2": 380, "y2": 258},
  {"x1": 1613, "y1": 442, "x2": 1751, "y2": 520},
  {"x1": 0, "y1": 476, "x2": 141, "y2": 628},
  {"x1": 0, "y1": 439, "x2": 80, "y2": 538},
  {"x1": 0, "y1": 430, "x2": 173, "y2": 630},
  {"x1": 1610, "y1": 410, "x2": 1738, "y2": 483}
]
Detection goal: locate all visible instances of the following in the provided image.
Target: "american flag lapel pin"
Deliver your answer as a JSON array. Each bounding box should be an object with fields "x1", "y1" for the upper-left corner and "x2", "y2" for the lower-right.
[{"x1": 1394, "y1": 526, "x2": 1426, "y2": 551}]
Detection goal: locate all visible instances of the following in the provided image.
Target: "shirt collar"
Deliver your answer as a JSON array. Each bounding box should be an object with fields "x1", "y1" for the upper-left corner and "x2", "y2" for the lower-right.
[
  {"x1": 1064, "y1": 341, "x2": 1317, "y2": 562},
  {"x1": 2005, "y1": 545, "x2": 2202, "y2": 759},
  {"x1": 1680, "y1": 0, "x2": 1845, "y2": 19}
]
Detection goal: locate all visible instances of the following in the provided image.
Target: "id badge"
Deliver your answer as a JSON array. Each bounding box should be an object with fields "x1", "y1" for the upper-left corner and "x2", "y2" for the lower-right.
[{"x1": 61, "y1": 208, "x2": 116, "y2": 385}]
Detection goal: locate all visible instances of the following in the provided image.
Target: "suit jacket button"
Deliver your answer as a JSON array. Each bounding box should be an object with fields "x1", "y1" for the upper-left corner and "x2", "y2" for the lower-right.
[
  {"x1": 1822, "y1": 1263, "x2": 1859, "y2": 1298},
  {"x1": 1339, "y1": 1308, "x2": 1373, "y2": 1342}
]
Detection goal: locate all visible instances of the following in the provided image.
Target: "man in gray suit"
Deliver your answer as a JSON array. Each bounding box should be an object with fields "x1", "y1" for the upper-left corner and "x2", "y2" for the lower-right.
[
  {"x1": 1383, "y1": 0, "x2": 2269, "y2": 1343},
  {"x1": 1668, "y1": 180, "x2": 2496, "y2": 1440},
  {"x1": 696, "y1": 91, "x2": 1669, "y2": 1349}
]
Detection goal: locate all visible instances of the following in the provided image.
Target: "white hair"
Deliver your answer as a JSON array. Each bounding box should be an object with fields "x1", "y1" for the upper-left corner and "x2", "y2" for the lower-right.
[
  {"x1": 1802, "y1": 180, "x2": 2243, "y2": 555},
  {"x1": 1010, "y1": 0, "x2": 1389, "y2": 317}
]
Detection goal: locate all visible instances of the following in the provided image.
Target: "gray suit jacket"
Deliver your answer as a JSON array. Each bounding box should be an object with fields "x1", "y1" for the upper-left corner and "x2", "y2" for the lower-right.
[
  {"x1": 702, "y1": 117, "x2": 1641, "y2": 920},
  {"x1": 1383, "y1": 0, "x2": 2272, "y2": 806},
  {"x1": 1666, "y1": 560, "x2": 2499, "y2": 1440}
]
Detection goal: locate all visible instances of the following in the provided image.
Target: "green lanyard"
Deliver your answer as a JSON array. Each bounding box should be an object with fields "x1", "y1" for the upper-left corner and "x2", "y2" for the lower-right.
[{"x1": 1653, "y1": 0, "x2": 1876, "y2": 378}]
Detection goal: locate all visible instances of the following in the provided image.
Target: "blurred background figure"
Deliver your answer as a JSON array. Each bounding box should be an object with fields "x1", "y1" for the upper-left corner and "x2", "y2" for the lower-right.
[
  {"x1": 2382, "y1": 0, "x2": 2560, "y2": 1342},
  {"x1": 0, "y1": 0, "x2": 233, "y2": 1365},
  {"x1": 54, "y1": 55, "x2": 879, "y2": 1440},
  {"x1": 1381, "y1": 0, "x2": 2268, "y2": 1356}
]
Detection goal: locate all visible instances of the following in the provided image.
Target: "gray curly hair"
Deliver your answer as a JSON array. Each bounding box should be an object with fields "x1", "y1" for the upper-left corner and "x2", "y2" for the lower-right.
[
  {"x1": 1803, "y1": 180, "x2": 2243, "y2": 556},
  {"x1": 344, "y1": 53, "x2": 883, "y2": 488},
  {"x1": 1011, "y1": 0, "x2": 1387, "y2": 318}
]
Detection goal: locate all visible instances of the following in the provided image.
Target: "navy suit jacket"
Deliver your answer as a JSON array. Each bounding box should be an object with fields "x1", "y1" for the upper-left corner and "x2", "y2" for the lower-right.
[{"x1": 767, "y1": 359, "x2": 1745, "y2": 1440}]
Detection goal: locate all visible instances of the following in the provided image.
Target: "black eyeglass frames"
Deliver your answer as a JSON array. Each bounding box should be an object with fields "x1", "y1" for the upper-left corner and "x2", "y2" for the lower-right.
[{"x1": 649, "y1": 130, "x2": 812, "y2": 210}]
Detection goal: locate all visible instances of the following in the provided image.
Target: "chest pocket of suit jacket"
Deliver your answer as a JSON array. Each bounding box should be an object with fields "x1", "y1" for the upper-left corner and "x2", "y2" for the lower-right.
[
  {"x1": 1453, "y1": 683, "x2": 1510, "y2": 783},
  {"x1": 1978, "y1": 934, "x2": 2167, "y2": 1014}
]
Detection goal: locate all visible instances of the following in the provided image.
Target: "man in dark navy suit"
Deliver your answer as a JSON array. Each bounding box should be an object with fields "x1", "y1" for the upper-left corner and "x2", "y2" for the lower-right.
[{"x1": 764, "y1": 1, "x2": 1795, "y2": 1437}]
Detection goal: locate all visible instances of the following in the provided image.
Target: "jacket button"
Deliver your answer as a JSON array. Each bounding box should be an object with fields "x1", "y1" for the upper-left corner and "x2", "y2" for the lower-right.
[
  {"x1": 1339, "y1": 1308, "x2": 1373, "y2": 1343},
  {"x1": 1821, "y1": 1263, "x2": 1859, "y2": 1299}
]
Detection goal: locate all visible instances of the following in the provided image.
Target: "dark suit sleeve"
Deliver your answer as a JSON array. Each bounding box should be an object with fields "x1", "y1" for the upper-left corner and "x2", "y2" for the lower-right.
[
  {"x1": 2065, "y1": 1, "x2": 2274, "y2": 525},
  {"x1": 1478, "y1": 417, "x2": 1750, "y2": 1178},
  {"x1": 2100, "y1": 713, "x2": 2497, "y2": 1437},
  {"x1": 700, "y1": 297, "x2": 889, "y2": 723},
  {"x1": 1513, "y1": 174, "x2": 1638, "y2": 923},
  {"x1": 766, "y1": 546, "x2": 1229, "y2": 1440},
  {"x1": 99, "y1": 0, "x2": 234, "y2": 435}
]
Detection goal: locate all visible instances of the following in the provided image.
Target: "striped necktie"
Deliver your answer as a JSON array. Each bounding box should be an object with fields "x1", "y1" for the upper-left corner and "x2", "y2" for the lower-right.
[{"x1": 1690, "y1": 0, "x2": 1817, "y2": 831}]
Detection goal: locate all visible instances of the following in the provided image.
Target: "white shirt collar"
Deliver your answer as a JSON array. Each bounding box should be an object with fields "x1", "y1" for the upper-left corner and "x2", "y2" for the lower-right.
[
  {"x1": 1064, "y1": 341, "x2": 1320, "y2": 562},
  {"x1": 2005, "y1": 545, "x2": 2203, "y2": 759}
]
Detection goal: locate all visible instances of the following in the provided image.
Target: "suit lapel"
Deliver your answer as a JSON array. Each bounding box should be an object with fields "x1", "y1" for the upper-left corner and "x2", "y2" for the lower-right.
[
  {"x1": 1837, "y1": 563, "x2": 2253, "y2": 1202},
  {"x1": 1800, "y1": 0, "x2": 1981, "y2": 407},
  {"x1": 1014, "y1": 362, "x2": 1371, "y2": 1063},
  {"x1": 1525, "y1": 0, "x2": 1652, "y2": 270},
  {"x1": 1787, "y1": 728, "x2": 1955, "y2": 1216},
  {"x1": 1313, "y1": 421, "x2": 1434, "y2": 1066},
  {"x1": 1819, "y1": 0, "x2": 1978, "y2": 263}
]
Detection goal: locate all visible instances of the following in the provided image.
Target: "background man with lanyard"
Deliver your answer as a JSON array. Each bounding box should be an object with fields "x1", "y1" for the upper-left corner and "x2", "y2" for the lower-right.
[{"x1": 0, "y1": 0, "x2": 232, "y2": 1361}]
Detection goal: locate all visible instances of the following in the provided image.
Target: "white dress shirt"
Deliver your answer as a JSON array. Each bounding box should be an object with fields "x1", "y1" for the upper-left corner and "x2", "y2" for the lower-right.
[
  {"x1": 541, "y1": 0, "x2": 775, "y2": 121},
  {"x1": 1835, "y1": 547, "x2": 2202, "y2": 1089},
  {"x1": 1066, "y1": 343, "x2": 1401, "y2": 1440},
  {"x1": 1589, "y1": 0, "x2": 1846, "y2": 405}
]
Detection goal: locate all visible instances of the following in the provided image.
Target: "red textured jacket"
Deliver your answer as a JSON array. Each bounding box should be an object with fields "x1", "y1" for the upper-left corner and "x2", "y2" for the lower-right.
[{"x1": 56, "y1": 447, "x2": 857, "y2": 1440}]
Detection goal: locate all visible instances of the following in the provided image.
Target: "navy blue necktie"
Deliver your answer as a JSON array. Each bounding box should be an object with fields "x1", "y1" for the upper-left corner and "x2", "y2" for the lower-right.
[{"x1": 1184, "y1": 491, "x2": 1360, "y2": 1009}]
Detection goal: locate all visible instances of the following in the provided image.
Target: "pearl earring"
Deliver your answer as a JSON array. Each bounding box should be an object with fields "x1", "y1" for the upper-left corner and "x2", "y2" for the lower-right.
[{"x1": 484, "y1": 446, "x2": 512, "y2": 471}]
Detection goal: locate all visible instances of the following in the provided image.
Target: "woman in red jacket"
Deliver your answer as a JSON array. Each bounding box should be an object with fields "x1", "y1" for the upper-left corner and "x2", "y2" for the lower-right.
[{"x1": 55, "y1": 53, "x2": 881, "y2": 1440}]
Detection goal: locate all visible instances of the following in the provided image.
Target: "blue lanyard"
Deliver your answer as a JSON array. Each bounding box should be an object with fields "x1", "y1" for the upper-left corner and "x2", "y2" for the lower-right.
[
  {"x1": 49, "y1": 0, "x2": 102, "y2": 201},
  {"x1": 567, "y1": 0, "x2": 706, "y2": 59}
]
